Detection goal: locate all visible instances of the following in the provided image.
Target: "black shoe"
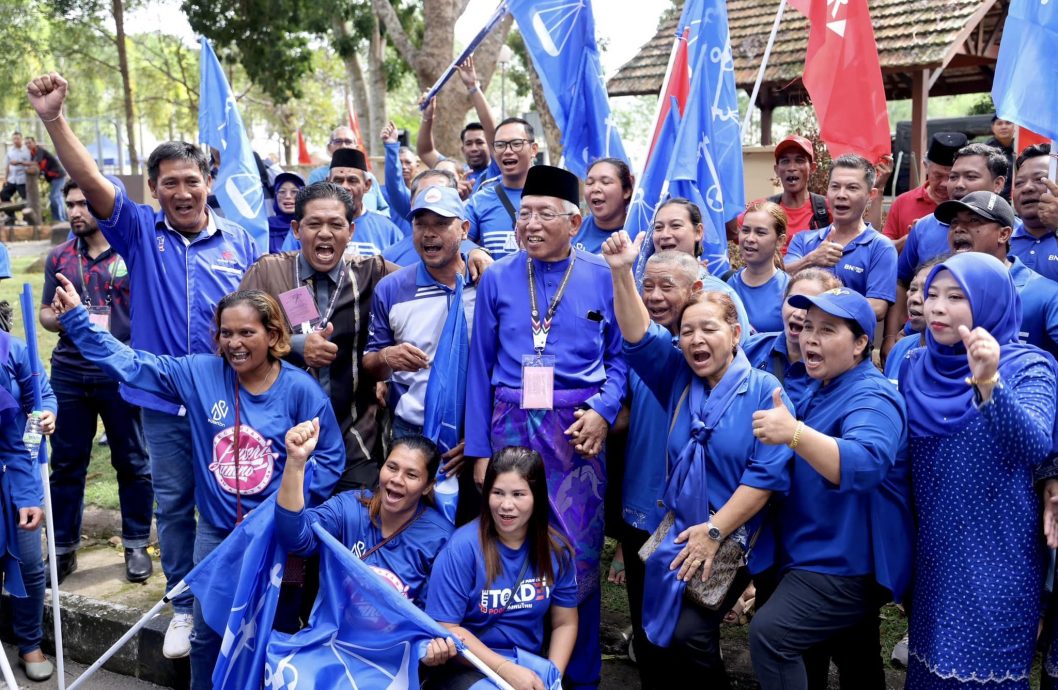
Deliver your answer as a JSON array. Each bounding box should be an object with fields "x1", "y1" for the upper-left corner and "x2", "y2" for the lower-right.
[
  {"x1": 55, "y1": 552, "x2": 77, "y2": 585},
  {"x1": 125, "y1": 547, "x2": 153, "y2": 583}
]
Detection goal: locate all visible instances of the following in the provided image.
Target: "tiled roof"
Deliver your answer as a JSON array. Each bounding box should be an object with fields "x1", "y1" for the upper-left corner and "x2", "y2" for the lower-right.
[{"x1": 609, "y1": 0, "x2": 1006, "y2": 102}]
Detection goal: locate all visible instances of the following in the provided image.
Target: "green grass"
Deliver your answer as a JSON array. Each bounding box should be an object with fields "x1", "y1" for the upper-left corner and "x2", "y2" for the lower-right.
[{"x1": 2, "y1": 250, "x2": 121, "y2": 511}]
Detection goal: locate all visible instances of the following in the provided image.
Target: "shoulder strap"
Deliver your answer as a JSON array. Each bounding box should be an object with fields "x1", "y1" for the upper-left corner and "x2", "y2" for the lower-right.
[
  {"x1": 720, "y1": 267, "x2": 737, "y2": 283},
  {"x1": 494, "y1": 184, "x2": 518, "y2": 226},
  {"x1": 770, "y1": 350, "x2": 786, "y2": 386},
  {"x1": 361, "y1": 507, "x2": 424, "y2": 561},
  {"x1": 809, "y1": 193, "x2": 830, "y2": 230},
  {"x1": 767, "y1": 193, "x2": 782, "y2": 204}
]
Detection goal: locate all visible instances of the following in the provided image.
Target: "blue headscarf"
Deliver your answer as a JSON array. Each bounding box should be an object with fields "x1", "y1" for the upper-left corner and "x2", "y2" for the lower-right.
[
  {"x1": 268, "y1": 172, "x2": 305, "y2": 253},
  {"x1": 903, "y1": 252, "x2": 1058, "y2": 438}
]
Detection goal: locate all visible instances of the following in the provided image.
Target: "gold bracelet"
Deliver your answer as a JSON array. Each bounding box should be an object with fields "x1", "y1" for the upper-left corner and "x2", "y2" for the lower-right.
[
  {"x1": 965, "y1": 372, "x2": 1000, "y2": 387},
  {"x1": 381, "y1": 347, "x2": 392, "y2": 369},
  {"x1": 788, "y1": 421, "x2": 805, "y2": 450}
]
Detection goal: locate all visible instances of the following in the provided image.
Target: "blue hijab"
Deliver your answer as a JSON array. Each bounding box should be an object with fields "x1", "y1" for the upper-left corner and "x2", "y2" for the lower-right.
[
  {"x1": 268, "y1": 172, "x2": 305, "y2": 253},
  {"x1": 903, "y1": 252, "x2": 1057, "y2": 438}
]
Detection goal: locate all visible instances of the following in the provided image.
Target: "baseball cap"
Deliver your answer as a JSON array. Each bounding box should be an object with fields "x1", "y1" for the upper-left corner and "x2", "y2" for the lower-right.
[
  {"x1": 407, "y1": 185, "x2": 466, "y2": 221},
  {"x1": 788, "y1": 287, "x2": 876, "y2": 341},
  {"x1": 774, "y1": 135, "x2": 815, "y2": 163},
  {"x1": 934, "y1": 191, "x2": 1016, "y2": 228}
]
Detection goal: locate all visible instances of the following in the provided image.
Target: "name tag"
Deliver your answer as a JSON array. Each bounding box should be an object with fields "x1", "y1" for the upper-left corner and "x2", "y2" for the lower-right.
[
  {"x1": 87, "y1": 306, "x2": 111, "y2": 331},
  {"x1": 278, "y1": 286, "x2": 320, "y2": 333},
  {"x1": 521, "y1": 354, "x2": 555, "y2": 410}
]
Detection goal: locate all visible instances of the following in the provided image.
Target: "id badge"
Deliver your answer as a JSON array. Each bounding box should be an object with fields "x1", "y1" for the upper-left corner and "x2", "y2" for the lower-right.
[
  {"x1": 278, "y1": 286, "x2": 321, "y2": 333},
  {"x1": 87, "y1": 306, "x2": 111, "y2": 331},
  {"x1": 521, "y1": 354, "x2": 555, "y2": 410}
]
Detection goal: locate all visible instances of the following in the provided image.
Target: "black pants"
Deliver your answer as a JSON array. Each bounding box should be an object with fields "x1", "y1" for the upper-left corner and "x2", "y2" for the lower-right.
[
  {"x1": 750, "y1": 569, "x2": 886, "y2": 690},
  {"x1": 619, "y1": 523, "x2": 664, "y2": 690},
  {"x1": 1, "y1": 182, "x2": 25, "y2": 221}
]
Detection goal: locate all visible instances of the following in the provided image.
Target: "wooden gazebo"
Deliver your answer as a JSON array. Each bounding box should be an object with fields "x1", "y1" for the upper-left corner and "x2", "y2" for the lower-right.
[{"x1": 609, "y1": 0, "x2": 1009, "y2": 170}]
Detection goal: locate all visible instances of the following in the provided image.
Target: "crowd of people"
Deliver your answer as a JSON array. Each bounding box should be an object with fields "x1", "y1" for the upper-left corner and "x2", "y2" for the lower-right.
[{"x1": 0, "y1": 64, "x2": 1055, "y2": 690}]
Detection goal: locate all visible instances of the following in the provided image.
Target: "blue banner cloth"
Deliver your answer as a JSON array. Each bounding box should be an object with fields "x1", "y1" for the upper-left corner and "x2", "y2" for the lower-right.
[{"x1": 992, "y1": 0, "x2": 1058, "y2": 140}]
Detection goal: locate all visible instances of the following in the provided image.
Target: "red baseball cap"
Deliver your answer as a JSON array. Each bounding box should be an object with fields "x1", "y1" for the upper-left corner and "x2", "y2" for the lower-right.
[{"x1": 774, "y1": 135, "x2": 815, "y2": 163}]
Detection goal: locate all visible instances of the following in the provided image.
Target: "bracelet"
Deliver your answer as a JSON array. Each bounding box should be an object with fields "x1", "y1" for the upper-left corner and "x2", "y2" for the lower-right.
[
  {"x1": 42, "y1": 110, "x2": 63, "y2": 124},
  {"x1": 496, "y1": 659, "x2": 511, "y2": 674},
  {"x1": 381, "y1": 347, "x2": 393, "y2": 369},
  {"x1": 788, "y1": 421, "x2": 805, "y2": 450},
  {"x1": 965, "y1": 372, "x2": 1000, "y2": 387},
  {"x1": 467, "y1": 85, "x2": 480, "y2": 96}
]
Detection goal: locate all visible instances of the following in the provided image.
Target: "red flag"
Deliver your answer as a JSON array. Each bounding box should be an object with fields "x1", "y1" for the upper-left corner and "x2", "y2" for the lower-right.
[
  {"x1": 647, "y1": 28, "x2": 691, "y2": 161},
  {"x1": 1017, "y1": 126, "x2": 1049, "y2": 155},
  {"x1": 345, "y1": 96, "x2": 372, "y2": 171},
  {"x1": 789, "y1": 0, "x2": 890, "y2": 163},
  {"x1": 296, "y1": 128, "x2": 312, "y2": 165}
]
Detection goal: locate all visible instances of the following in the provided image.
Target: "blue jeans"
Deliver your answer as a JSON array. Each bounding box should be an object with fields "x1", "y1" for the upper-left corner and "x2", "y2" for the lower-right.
[
  {"x1": 190, "y1": 521, "x2": 229, "y2": 690},
  {"x1": 391, "y1": 416, "x2": 423, "y2": 441},
  {"x1": 48, "y1": 177, "x2": 66, "y2": 222},
  {"x1": 141, "y1": 408, "x2": 195, "y2": 614},
  {"x1": 49, "y1": 371, "x2": 152, "y2": 553},
  {"x1": 11, "y1": 525, "x2": 45, "y2": 655}
]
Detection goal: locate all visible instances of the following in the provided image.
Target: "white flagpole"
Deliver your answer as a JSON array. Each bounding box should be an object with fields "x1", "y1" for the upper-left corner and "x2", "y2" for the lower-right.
[
  {"x1": 1050, "y1": 138, "x2": 1057, "y2": 180},
  {"x1": 66, "y1": 581, "x2": 189, "y2": 690},
  {"x1": 742, "y1": 0, "x2": 788, "y2": 140},
  {"x1": 42, "y1": 461, "x2": 66, "y2": 689},
  {"x1": 0, "y1": 641, "x2": 19, "y2": 688},
  {"x1": 460, "y1": 648, "x2": 517, "y2": 690}
]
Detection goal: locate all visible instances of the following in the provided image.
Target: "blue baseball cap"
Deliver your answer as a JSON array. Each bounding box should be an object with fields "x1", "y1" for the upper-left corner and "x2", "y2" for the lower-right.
[
  {"x1": 407, "y1": 185, "x2": 466, "y2": 221},
  {"x1": 787, "y1": 287, "x2": 876, "y2": 341}
]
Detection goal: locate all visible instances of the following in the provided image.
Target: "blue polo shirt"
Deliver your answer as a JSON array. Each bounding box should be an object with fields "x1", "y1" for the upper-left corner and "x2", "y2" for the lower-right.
[
  {"x1": 623, "y1": 365, "x2": 671, "y2": 534},
  {"x1": 787, "y1": 224, "x2": 896, "y2": 302},
  {"x1": 1009, "y1": 256, "x2": 1058, "y2": 358},
  {"x1": 897, "y1": 213, "x2": 951, "y2": 284},
  {"x1": 281, "y1": 210, "x2": 403, "y2": 257},
  {"x1": 464, "y1": 161, "x2": 500, "y2": 192},
  {"x1": 742, "y1": 331, "x2": 814, "y2": 410},
  {"x1": 1009, "y1": 225, "x2": 1058, "y2": 283},
  {"x1": 366, "y1": 261, "x2": 477, "y2": 427},
  {"x1": 466, "y1": 179, "x2": 521, "y2": 259},
  {"x1": 726, "y1": 270, "x2": 789, "y2": 334},
  {"x1": 94, "y1": 182, "x2": 259, "y2": 412}
]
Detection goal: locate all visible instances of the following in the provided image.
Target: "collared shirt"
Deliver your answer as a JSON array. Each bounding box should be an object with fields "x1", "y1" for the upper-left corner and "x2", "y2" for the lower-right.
[
  {"x1": 623, "y1": 358, "x2": 671, "y2": 533},
  {"x1": 726, "y1": 269, "x2": 789, "y2": 334},
  {"x1": 1009, "y1": 224, "x2": 1058, "y2": 283},
  {"x1": 742, "y1": 331, "x2": 814, "y2": 410},
  {"x1": 94, "y1": 182, "x2": 260, "y2": 412},
  {"x1": 897, "y1": 213, "x2": 950, "y2": 284},
  {"x1": 464, "y1": 249, "x2": 628, "y2": 458},
  {"x1": 464, "y1": 161, "x2": 500, "y2": 192},
  {"x1": 883, "y1": 184, "x2": 938, "y2": 241},
  {"x1": 786, "y1": 224, "x2": 897, "y2": 302},
  {"x1": 884, "y1": 333, "x2": 923, "y2": 387},
  {"x1": 465, "y1": 179, "x2": 522, "y2": 259},
  {"x1": 367, "y1": 260, "x2": 478, "y2": 427},
  {"x1": 5, "y1": 145, "x2": 30, "y2": 184},
  {"x1": 1009, "y1": 255, "x2": 1058, "y2": 358},
  {"x1": 42, "y1": 238, "x2": 132, "y2": 378}
]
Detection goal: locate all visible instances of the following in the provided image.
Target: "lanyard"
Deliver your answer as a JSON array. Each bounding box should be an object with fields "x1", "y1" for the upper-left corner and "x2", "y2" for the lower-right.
[
  {"x1": 232, "y1": 372, "x2": 245, "y2": 525},
  {"x1": 527, "y1": 249, "x2": 577, "y2": 354},
  {"x1": 75, "y1": 248, "x2": 113, "y2": 307},
  {"x1": 294, "y1": 259, "x2": 348, "y2": 326}
]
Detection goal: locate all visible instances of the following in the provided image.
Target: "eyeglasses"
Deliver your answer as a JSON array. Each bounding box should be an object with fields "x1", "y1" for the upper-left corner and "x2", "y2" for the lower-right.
[
  {"x1": 330, "y1": 138, "x2": 356, "y2": 146},
  {"x1": 493, "y1": 139, "x2": 533, "y2": 153},
  {"x1": 516, "y1": 209, "x2": 574, "y2": 223}
]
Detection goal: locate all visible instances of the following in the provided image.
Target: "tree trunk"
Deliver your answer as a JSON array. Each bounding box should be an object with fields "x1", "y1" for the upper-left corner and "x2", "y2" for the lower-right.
[
  {"x1": 366, "y1": 17, "x2": 388, "y2": 158},
  {"x1": 525, "y1": 55, "x2": 562, "y2": 162},
  {"x1": 112, "y1": 0, "x2": 138, "y2": 169}
]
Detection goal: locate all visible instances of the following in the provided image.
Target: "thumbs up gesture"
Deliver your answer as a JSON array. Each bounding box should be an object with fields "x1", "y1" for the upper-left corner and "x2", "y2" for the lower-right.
[
  {"x1": 750, "y1": 387, "x2": 797, "y2": 446},
  {"x1": 304, "y1": 322, "x2": 338, "y2": 368}
]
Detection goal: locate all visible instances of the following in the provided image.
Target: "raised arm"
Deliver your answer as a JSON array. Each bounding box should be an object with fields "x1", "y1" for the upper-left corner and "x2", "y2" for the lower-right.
[
  {"x1": 458, "y1": 57, "x2": 496, "y2": 145},
  {"x1": 26, "y1": 73, "x2": 115, "y2": 218},
  {"x1": 416, "y1": 97, "x2": 443, "y2": 169},
  {"x1": 601, "y1": 231, "x2": 650, "y2": 344}
]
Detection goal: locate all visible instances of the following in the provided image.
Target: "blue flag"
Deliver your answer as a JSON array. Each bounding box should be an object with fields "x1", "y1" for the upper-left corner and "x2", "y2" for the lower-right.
[
  {"x1": 198, "y1": 37, "x2": 269, "y2": 250},
  {"x1": 992, "y1": 0, "x2": 1058, "y2": 141},
  {"x1": 264, "y1": 522, "x2": 463, "y2": 689},
  {"x1": 184, "y1": 491, "x2": 289, "y2": 689},
  {"x1": 630, "y1": 100, "x2": 682, "y2": 282},
  {"x1": 664, "y1": 0, "x2": 744, "y2": 277},
  {"x1": 509, "y1": 0, "x2": 627, "y2": 178},
  {"x1": 421, "y1": 275, "x2": 468, "y2": 523}
]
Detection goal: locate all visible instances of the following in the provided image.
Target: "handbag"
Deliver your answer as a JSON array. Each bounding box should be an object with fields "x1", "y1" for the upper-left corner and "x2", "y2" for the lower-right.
[{"x1": 637, "y1": 383, "x2": 761, "y2": 610}]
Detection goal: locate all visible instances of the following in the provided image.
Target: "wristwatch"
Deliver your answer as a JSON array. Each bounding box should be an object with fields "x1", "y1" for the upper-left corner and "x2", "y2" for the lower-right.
[{"x1": 705, "y1": 522, "x2": 723, "y2": 542}]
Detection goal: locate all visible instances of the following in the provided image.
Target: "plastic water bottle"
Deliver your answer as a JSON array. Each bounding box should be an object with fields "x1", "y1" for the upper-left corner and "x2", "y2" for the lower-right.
[{"x1": 22, "y1": 411, "x2": 43, "y2": 461}]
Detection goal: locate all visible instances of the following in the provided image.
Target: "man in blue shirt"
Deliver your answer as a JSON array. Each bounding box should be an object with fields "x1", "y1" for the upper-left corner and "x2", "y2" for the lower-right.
[
  {"x1": 27, "y1": 71, "x2": 260, "y2": 659},
  {"x1": 885, "y1": 143, "x2": 1010, "y2": 356},
  {"x1": 940, "y1": 190, "x2": 1058, "y2": 358},
  {"x1": 465, "y1": 117, "x2": 539, "y2": 259},
  {"x1": 306, "y1": 125, "x2": 388, "y2": 214},
  {"x1": 784, "y1": 154, "x2": 896, "y2": 321},
  {"x1": 1010, "y1": 144, "x2": 1058, "y2": 282},
  {"x1": 465, "y1": 165, "x2": 628, "y2": 690}
]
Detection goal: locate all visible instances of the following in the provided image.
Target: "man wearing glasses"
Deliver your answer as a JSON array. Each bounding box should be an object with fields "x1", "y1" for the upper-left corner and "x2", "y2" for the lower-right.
[
  {"x1": 307, "y1": 126, "x2": 389, "y2": 215},
  {"x1": 464, "y1": 117, "x2": 539, "y2": 259}
]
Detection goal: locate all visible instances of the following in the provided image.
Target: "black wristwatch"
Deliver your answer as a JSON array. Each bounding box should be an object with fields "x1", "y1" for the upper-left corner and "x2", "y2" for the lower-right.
[{"x1": 706, "y1": 522, "x2": 723, "y2": 542}]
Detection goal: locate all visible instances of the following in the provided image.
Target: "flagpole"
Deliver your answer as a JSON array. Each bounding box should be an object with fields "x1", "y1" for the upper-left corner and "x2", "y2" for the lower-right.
[
  {"x1": 19, "y1": 284, "x2": 66, "y2": 690},
  {"x1": 1050, "y1": 139, "x2": 1057, "y2": 181},
  {"x1": 0, "y1": 641, "x2": 19, "y2": 688},
  {"x1": 420, "y1": 0, "x2": 510, "y2": 109},
  {"x1": 66, "y1": 581, "x2": 189, "y2": 690},
  {"x1": 742, "y1": 0, "x2": 788, "y2": 140},
  {"x1": 459, "y1": 648, "x2": 517, "y2": 690}
]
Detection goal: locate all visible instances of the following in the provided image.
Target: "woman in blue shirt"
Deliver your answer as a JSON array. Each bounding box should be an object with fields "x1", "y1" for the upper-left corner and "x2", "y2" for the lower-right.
[
  {"x1": 276, "y1": 432, "x2": 453, "y2": 610},
  {"x1": 743, "y1": 268, "x2": 842, "y2": 410},
  {"x1": 900, "y1": 253, "x2": 1057, "y2": 690},
  {"x1": 426, "y1": 446, "x2": 578, "y2": 690},
  {"x1": 728, "y1": 201, "x2": 790, "y2": 334},
  {"x1": 603, "y1": 230, "x2": 792, "y2": 688},
  {"x1": 749, "y1": 287, "x2": 912, "y2": 690},
  {"x1": 49, "y1": 277, "x2": 345, "y2": 690},
  {"x1": 883, "y1": 255, "x2": 946, "y2": 385},
  {"x1": 0, "y1": 330, "x2": 57, "y2": 681},
  {"x1": 573, "y1": 158, "x2": 632, "y2": 254}
]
